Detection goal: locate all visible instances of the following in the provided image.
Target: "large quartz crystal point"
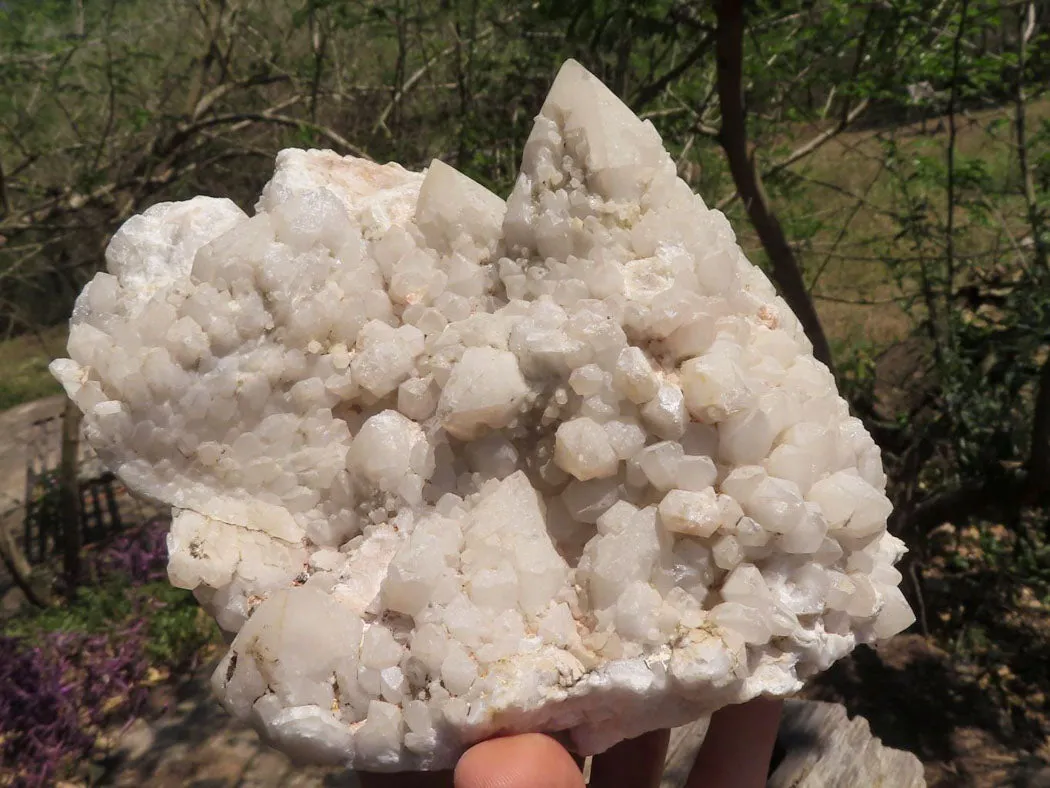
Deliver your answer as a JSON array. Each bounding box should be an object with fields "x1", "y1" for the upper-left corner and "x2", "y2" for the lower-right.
[{"x1": 50, "y1": 59, "x2": 914, "y2": 772}]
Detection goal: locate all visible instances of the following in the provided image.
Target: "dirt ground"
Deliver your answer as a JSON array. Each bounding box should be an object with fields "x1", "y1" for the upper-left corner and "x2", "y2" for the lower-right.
[
  {"x1": 806, "y1": 634, "x2": 1050, "y2": 787},
  {"x1": 101, "y1": 636, "x2": 1035, "y2": 787}
]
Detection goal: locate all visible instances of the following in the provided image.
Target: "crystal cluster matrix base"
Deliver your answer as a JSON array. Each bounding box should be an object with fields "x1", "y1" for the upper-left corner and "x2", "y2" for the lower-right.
[{"x1": 52, "y1": 60, "x2": 914, "y2": 770}]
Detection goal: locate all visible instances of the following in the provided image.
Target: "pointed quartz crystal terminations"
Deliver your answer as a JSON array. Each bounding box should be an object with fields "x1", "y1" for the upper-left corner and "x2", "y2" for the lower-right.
[{"x1": 50, "y1": 60, "x2": 914, "y2": 770}]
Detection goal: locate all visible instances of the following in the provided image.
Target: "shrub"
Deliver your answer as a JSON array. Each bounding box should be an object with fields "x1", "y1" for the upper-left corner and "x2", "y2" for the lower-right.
[
  {"x1": 0, "y1": 628, "x2": 148, "y2": 788},
  {"x1": 88, "y1": 516, "x2": 170, "y2": 585},
  {"x1": 1, "y1": 518, "x2": 218, "y2": 785}
]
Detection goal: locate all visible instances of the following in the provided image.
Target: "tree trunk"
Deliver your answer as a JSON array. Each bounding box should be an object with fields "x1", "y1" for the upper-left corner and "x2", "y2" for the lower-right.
[
  {"x1": 59, "y1": 397, "x2": 82, "y2": 596},
  {"x1": 1026, "y1": 354, "x2": 1050, "y2": 503},
  {"x1": 73, "y1": 0, "x2": 84, "y2": 37},
  {"x1": 713, "y1": 0, "x2": 836, "y2": 376},
  {"x1": 1015, "y1": 0, "x2": 1047, "y2": 273}
]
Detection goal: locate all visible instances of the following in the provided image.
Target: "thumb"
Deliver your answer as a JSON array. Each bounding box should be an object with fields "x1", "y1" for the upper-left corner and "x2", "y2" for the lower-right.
[{"x1": 455, "y1": 733, "x2": 585, "y2": 788}]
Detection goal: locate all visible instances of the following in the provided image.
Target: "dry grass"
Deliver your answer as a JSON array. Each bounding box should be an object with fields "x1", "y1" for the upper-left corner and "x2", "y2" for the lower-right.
[{"x1": 719, "y1": 98, "x2": 1050, "y2": 352}]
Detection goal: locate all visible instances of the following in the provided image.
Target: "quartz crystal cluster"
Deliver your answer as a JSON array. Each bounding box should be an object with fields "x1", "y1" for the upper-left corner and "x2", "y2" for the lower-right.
[{"x1": 52, "y1": 60, "x2": 914, "y2": 770}]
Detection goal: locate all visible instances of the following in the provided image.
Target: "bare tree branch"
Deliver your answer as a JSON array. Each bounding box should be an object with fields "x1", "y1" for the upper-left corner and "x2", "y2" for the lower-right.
[
  {"x1": 714, "y1": 99, "x2": 870, "y2": 212},
  {"x1": 0, "y1": 90, "x2": 369, "y2": 241},
  {"x1": 808, "y1": 157, "x2": 892, "y2": 291},
  {"x1": 191, "y1": 73, "x2": 292, "y2": 121},
  {"x1": 0, "y1": 509, "x2": 49, "y2": 608},
  {"x1": 772, "y1": 101, "x2": 871, "y2": 179},
  {"x1": 0, "y1": 154, "x2": 9, "y2": 218},
  {"x1": 374, "y1": 41, "x2": 458, "y2": 136},
  {"x1": 631, "y1": 33, "x2": 713, "y2": 112},
  {"x1": 943, "y1": 0, "x2": 971, "y2": 320},
  {"x1": 372, "y1": 13, "x2": 512, "y2": 137},
  {"x1": 187, "y1": 110, "x2": 371, "y2": 159}
]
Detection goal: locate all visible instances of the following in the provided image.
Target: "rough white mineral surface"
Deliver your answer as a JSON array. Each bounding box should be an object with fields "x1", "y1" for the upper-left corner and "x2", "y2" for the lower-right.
[{"x1": 52, "y1": 60, "x2": 914, "y2": 770}]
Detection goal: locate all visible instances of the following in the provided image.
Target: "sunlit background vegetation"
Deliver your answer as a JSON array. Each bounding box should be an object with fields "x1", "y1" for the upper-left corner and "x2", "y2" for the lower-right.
[{"x1": 1, "y1": 0, "x2": 1049, "y2": 785}]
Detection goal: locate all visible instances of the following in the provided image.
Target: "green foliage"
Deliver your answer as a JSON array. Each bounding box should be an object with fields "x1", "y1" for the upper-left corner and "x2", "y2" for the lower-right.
[
  {"x1": 832, "y1": 337, "x2": 880, "y2": 411},
  {"x1": 8, "y1": 579, "x2": 219, "y2": 670},
  {"x1": 139, "y1": 581, "x2": 219, "y2": 665},
  {"x1": 6, "y1": 582, "x2": 136, "y2": 640}
]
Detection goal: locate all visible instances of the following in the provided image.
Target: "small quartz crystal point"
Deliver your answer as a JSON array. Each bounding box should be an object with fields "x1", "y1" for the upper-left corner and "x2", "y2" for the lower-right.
[{"x1": 51, "y1": 60, "x2": 914, "y2": 771}]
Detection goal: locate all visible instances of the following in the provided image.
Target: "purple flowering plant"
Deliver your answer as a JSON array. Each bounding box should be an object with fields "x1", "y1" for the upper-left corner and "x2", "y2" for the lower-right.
[{"x1": 1, "y1": 518, "x2": 218, "y2": 786}]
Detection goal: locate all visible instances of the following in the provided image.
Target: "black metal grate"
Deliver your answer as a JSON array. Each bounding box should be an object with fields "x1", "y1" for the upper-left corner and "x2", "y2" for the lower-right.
[{"x1": 21, "y1": 416, "x2": 124, "y2": 565}]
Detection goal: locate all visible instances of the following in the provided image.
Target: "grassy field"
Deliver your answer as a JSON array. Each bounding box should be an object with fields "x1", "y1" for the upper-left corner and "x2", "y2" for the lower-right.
[
  {"x1": 0, "y1": 324, "x2": 67, "y2": 411},
  {"x1": 738, "y1": 98, "x2": 1050, "y2": 352}
]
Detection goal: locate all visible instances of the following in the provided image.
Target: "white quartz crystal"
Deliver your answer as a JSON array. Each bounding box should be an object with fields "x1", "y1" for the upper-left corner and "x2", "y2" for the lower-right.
[{"x1": 52, "y1": 60, "x2": 914, "y2": 771}]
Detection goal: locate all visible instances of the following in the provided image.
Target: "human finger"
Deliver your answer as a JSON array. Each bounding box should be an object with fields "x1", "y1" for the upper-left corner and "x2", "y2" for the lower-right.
[
  {"x1": 685, "y1": 697, "x2": 783, "y2": 788},
  {"x1": 454, "y1": 732, "x2": 585, "y2": 788},
  {"x1": 588, "y1": 727, "x2": 671, "y2": 788}
]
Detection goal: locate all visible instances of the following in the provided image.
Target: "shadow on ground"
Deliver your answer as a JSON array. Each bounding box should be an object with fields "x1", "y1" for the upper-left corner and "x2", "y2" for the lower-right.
[
  {"x1": 806, "y1": 632, "x2": 1050, "y2": 787},
  {"x1": 100, "y1": 663, "x2": 359, "y2": 788}
]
